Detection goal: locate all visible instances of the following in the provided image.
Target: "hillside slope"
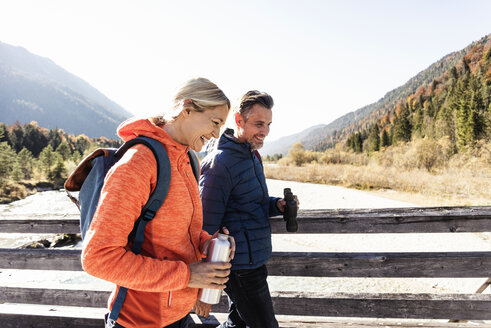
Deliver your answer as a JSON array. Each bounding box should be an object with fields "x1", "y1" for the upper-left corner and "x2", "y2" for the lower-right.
[
  {"x1": 268, "y1": 34, "x2": 490, "y2": 154},
  {"x1": 0, "y1": 41, "x2": 132, "y2": 138}
]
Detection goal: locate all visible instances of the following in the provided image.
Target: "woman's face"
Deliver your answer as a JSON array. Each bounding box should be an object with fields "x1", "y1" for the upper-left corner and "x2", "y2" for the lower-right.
[{"x1": 182, "y1": 104, "x2": 229, "y2": 152}]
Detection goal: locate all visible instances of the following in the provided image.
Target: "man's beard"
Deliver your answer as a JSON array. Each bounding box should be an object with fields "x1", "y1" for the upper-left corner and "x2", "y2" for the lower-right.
[{"x1": 248, "y1": 136, "x2": 264, "y2": 150}]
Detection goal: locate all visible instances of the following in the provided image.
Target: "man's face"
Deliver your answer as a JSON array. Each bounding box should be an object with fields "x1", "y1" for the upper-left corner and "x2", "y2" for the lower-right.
[{"x1": 235, "y1": 104, "x2": 272, "y2": 150}]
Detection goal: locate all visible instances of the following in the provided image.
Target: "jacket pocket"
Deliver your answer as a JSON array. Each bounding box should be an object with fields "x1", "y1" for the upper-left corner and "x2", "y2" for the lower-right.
[{"x1": 243, "y1": 230, "x2": 253, "y2": 265}]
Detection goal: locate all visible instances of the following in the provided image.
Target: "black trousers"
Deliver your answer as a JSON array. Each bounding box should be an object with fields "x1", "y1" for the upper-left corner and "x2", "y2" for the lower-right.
[
  {"x1": 219, "y1": 265, "x2": 279, "y2": 328},
  {"x1": 104, "y1": 313, "x2": 191, "y2": 328}
]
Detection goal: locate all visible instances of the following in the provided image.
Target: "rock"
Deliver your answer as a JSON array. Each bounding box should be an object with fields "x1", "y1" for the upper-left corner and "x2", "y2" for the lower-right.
[
  {"x1": 18, "y1": 234, "x2": 82, "y2": 249},
  {"x1": 52, "y1": 234, "x2": 82, "y2": 248},
  {"x1": 20, "y1": 239, "x2": 51, "y2": 249}
]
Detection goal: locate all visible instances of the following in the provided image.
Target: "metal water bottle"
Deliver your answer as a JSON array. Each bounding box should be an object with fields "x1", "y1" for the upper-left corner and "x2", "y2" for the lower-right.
[{"x1": 199, "y1": 233, "x2": 231, "y2": 304}]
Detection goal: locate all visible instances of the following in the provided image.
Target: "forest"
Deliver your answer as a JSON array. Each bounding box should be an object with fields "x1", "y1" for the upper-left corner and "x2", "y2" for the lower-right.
[
  {"x1": 0, "y1": 121, "x2": 121, "y2": 203},
  {"x1": 346, "y1": 41, "x2": 491, "y2": 155}
]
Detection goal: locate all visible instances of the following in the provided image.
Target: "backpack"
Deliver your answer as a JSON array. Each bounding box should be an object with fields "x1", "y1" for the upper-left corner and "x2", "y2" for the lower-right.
[{"x1": 64, "y1": 135, "x2": 199, "y2": 327}]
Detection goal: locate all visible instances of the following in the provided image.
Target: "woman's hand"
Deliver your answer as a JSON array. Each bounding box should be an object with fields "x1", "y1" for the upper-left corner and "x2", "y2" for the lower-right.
[
  {"x1": 187, "y1": 261, "x2": 231, "y2": 289},
  {"x1": 202, "y1": 227, "x2": 236, "y2": 261},
  {"x1": 193, "y1": 299, "x2": 212, "y2": 318}
]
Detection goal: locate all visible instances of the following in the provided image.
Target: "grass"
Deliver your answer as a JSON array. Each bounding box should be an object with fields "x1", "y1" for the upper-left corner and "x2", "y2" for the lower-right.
[
  {"x1": 264, "y1": 139, "x2": 491, "y2": 207},
  {"x1": 0, "y1": 180, "x2": 58, "y2": 204}
]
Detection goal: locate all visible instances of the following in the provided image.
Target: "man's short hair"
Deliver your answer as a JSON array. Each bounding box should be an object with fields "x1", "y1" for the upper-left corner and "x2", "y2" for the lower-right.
[{"x1": 236, "y1": 90, "x2": 274, "y2": 119}]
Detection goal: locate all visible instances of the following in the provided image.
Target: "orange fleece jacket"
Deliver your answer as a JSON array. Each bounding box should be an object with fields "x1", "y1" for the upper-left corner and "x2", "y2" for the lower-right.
[{"x1": 82, "y1": 118, "x2": 212, "y2": 328}]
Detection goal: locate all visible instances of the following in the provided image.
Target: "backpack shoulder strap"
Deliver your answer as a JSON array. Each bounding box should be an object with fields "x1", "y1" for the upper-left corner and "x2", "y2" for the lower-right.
[
  {"x1": 122, "y1": 136, "x2": 171, "y2": 250},
  {"x1": 187, "y1": 149, "x2": 200, "y2": 182},
  {"x1": 123, "y1": 136, "x2": 172, "y2": 219},
  {"x1": 108, "y1": 136, "x2": 171, "y2": 326}
]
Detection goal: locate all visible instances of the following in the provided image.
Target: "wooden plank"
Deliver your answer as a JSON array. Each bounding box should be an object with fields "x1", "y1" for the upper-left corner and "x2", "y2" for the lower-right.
[
  {"x1": 2, "y1": 248, "x2": 490, "y2": 278},
  {"x1": 267, "y1": 251, "x2": 491, "y2": 277},
  {"x1": 0, "y1": 248, "x2": 83, "y2": 271},
  {"x1": 0, "y1": 314, "x2": 488, "y2": 328},
  {"x1": 294, "y1": 206, "x2": 491, "y2": 216},
  {"x1": 0, "y1": 219, "x2": 80, "y2": 234},
  {"x1": 0, "y1": 314, "x2": 102, "y2": 328},
  {"x1": 0, "y1": 287, "x2": 109, "y2": 308},
  {"x1": 1, "y1": 288, "x2": 490, "y2": 320},
  {"x1": 271, "y1": 207, "x2": 491, "y2": 233},
  {"x1": 270, "y1": 291, "x2": 491, "y2": 320},
  {"x1": 197, "y1": 312, "x2": 491, "y2": 328},
  {"x1": 3, "y1": 206, "x2": 491, "y2": 234},
  {"x1": 274, "y1": 319, "x2": 491, "y2": 328},
  {"x1": 0, "y1": 214, "x2": 81, "y2": 234}
]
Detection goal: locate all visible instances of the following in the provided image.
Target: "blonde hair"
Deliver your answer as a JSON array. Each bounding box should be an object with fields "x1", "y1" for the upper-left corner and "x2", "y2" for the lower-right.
[{"x1": 151, "y1": 77, "x2": 230, "y2": 125}]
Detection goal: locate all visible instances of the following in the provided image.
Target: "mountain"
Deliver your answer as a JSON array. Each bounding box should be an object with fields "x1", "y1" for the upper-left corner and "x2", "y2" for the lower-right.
[
  {"x1": 311, "y1": 34, "x2": 490, "y2": 151},
  {"x1": 0, "y1": 41, "x2": 132, "y2": 138},
  {"x1": 261, "y1": 124, "x2": 327, "y2": 156},
  {"x1": 269, "y1": 34, "x2": 490, "y2": 153}
]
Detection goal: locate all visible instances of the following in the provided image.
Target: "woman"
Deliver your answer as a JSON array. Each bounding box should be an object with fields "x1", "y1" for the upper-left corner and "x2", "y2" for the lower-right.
[{"x1": 82, "y1": 77, "x2": 235, "y2": 328}]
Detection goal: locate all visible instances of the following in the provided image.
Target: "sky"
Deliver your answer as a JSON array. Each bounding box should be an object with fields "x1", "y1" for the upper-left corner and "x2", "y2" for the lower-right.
[{"x1": 0, "y1": 0, "x2": 490, "y2": 141}]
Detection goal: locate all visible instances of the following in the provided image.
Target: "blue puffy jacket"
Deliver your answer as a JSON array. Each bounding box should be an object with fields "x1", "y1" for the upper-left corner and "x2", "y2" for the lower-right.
[{"x1": 199, "y1": 129, "x2": 281, "y2": 270}]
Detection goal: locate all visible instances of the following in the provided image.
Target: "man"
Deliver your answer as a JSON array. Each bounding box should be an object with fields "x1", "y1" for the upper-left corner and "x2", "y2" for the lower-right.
[{"x1": 199, "y1": 90, "x2": 298, "y2": 328}]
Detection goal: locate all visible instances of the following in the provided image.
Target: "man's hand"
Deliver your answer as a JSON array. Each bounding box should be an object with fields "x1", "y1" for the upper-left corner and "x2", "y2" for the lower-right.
[
  {"x1": 193, "y1": 299, "x2": 212, "y2": 318},
  {"x1": 276, "y1": 195, "x2": 300, "y2": 212}
]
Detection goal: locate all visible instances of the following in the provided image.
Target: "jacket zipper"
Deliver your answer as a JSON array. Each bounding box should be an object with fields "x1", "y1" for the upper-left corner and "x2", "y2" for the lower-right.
[
  {"x1": 251, "y1": 151, "x2": 266, "y2": 200},
  {"x1": 181, "y1": 153, "x2": 199, "y2": 261},
  {"x1": 246, "y1": 151, "x2": 265, "y2": 266}
]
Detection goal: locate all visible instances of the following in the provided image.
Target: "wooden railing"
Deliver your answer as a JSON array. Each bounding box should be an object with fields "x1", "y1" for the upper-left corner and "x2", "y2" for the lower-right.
[{"x1": 1, "y1": 206, "x2": 491, "y2": 327}]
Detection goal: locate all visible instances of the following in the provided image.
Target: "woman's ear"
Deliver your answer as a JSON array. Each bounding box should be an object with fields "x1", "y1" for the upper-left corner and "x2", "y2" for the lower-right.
[
  {"x1": 179, "y1": 99, "x2": 193, "y2": 118},
  {"x1": 181, "y1": 107, "x2": 191, "y2": 118}
]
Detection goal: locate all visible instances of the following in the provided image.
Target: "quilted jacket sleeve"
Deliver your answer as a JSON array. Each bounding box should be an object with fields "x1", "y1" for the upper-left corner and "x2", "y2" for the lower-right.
[
  {"x1": 269, "y1": 196, "x2": 282, "y2": 217},
  {"x1": 199, "y1": 158, "x2": 233, "y2": 235}
]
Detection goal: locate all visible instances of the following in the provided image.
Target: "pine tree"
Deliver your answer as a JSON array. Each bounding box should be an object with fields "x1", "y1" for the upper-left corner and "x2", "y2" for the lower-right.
[
  {"x1": 8, "y1": 122, "x2": 24, "y2": 153},
  {"x1": 23, "y1": 122, "x2": 48, "y2": 157},
  {"x1": 16, "y1": 148, "x2": 35, "y2": 180},
  {"x1": 413, "y1": 107, "x2": 424, "y2": 138},
  {"x1": 55, "y1": 142, "x2": 71, "y2": 161},
  {"x1": 0, "y1": 141, "x2": 16, "y2": 181},
  {"x1": 392, "y1": 105, "x2": 412, "y2": 143},
  {"x1": 74, "y1": 135, "x2": 91, "y2": 156},
  {"x1": 11, "y1": 160, "x2": 23, "y2": 181},
  {"x1": 381, "y1": 129, "x2": 390, "y2": 147},
  {"x1": 48, "y1": 156, "x2": 66, "y2": 181},
  {"x1": 347, "y1": 135, "x2": 353, "y2": 151},
  {"x1": 469, "y1": 90, "x2": 486, "y2": 142},
  {"x1": 368, "y1": 124, "x2": 380, "y2": 152},
  {"x1": 0, "y1": 124, "x2": 9, "y2": 143},
  {"x1": 456, "y1": 88, "x2": 471, "y2": 151},
  {"x1": 38, "y1": 145, "x2": 56, "y2": 178},
  {"x1": 449, "y1": 66, "x2": 458, "y2": 82},
  {"x1": 48, "y1": 128, "x2": 62, "y2": 150},
  {"x1": 354, "y1": 133, "x2": 363, "y2": 153},
  {"x1": 425, "y1": 98, "x2": 436, "y2": 119}
]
